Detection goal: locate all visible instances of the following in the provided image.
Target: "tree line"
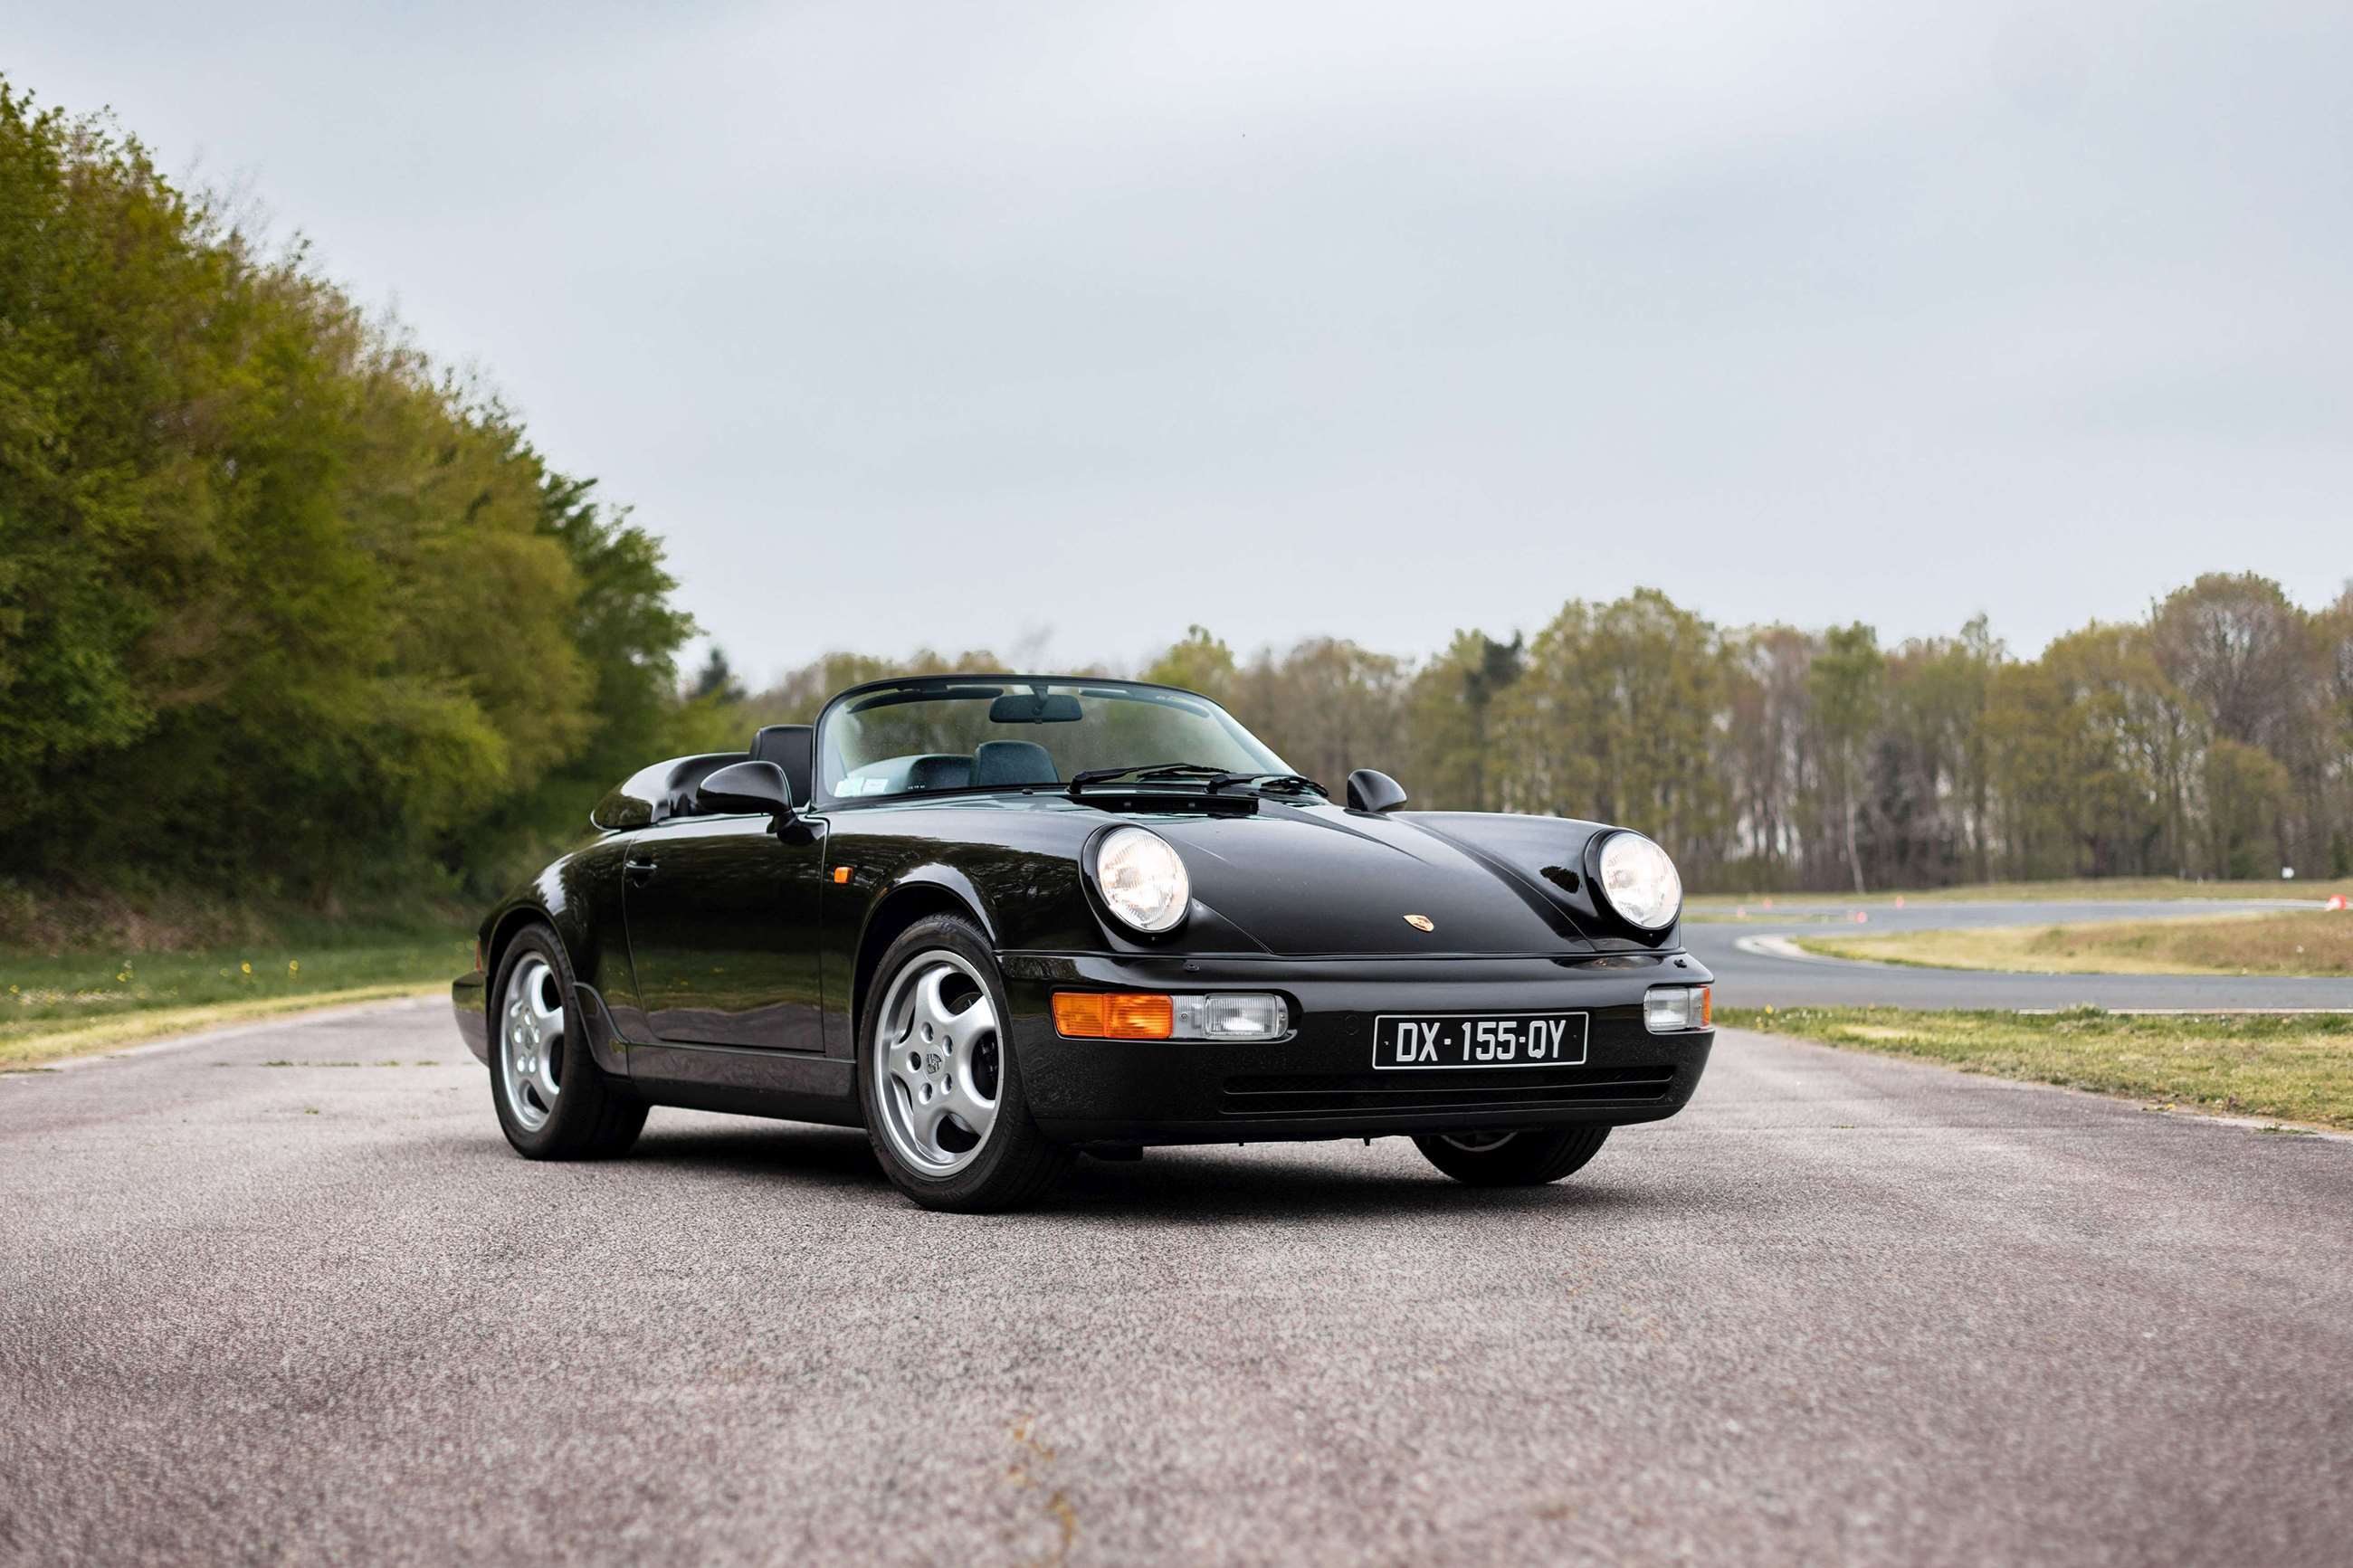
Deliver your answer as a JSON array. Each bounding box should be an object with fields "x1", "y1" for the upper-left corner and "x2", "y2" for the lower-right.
[
  {"x1": 741, "y1": 571, "x2": 2353, "y2": 894},
  {"x1": 0, "y1": 82, "x2": 728, "y2": 919}
]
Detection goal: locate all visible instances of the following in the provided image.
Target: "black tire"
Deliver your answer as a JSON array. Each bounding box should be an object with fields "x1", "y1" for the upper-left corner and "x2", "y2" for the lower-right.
[
  {"x1": 856, "y1": 913, "x2": 1072, "y2": 1212},
  {"x1": 1413, "y1": 1125, "x2": 1611, "y2": 1186},
  {"x1": 489, "y1": 923, "x2": 648, "y2": 1160}
]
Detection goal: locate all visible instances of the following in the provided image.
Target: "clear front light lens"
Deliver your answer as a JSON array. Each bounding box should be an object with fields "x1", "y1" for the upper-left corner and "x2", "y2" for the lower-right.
[
  {"x1": 1094, "y1": 826, "x2": 1191, "y2": 933},
  {"x1": 1598, "y1": 832, "x2": 1683, "y2": 930},
  {"x1": 1172, "y1": 993, "x2": 1288, "y2": 1040},
  {"x1": 1644, "y1": 985, "x2": 1711, "y2": 1032}
]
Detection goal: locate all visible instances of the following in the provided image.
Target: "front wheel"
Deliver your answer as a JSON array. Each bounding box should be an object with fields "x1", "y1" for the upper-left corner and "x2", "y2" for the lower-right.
[
  {"x1": 857, "y1": 914, "x2": 1072, "y2": 1212},
  {"x1": 490, "y1": 924, "x2": 647, "y2": 1160},
  {"x1": 1413, "y1": 1126, "x2": 1611, "y2": 1186}
]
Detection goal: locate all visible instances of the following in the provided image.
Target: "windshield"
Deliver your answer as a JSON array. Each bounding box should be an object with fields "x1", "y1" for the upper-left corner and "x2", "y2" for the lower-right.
[{"x1": 816, "y1": 679, "x2": 1291, "y2": 802}]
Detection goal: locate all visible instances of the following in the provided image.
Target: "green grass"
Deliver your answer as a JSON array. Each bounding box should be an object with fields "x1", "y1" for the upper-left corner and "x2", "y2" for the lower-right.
[
  {"x1": 1792, "y1": 909, "x2": 2353, "y2": 977},
  {"x1": 1, "y1": 927, "x2": 472, "y2": 1069},
  {"x1": 1687, "y1": 875, "x2": 2352, "y2": 912},
  {"x1": 1721, "y1": 1005, "x2": 2353, "y2": 1131}
]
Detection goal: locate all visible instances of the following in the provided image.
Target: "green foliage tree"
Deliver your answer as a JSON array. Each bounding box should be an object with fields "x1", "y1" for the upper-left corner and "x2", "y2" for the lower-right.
[
  {"x1": 1403, "y1": 631, "x2": 1522, "y2": 810},
  {"x1": 2202, "y1": 740, "x2": 2289, "y2": 880},
  {"x1": 0, "y1": 80, "x2": 702, "y2": 908},
  {"x1": 1139, "y1": 626, "x2": 1238, "y2": 704}
]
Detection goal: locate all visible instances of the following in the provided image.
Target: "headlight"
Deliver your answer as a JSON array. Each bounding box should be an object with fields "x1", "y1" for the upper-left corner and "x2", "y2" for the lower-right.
[
  {"x1": 1596, "y1": 832, "x2": 1681, "y2": 930},
  {"x1": 1094, "y1": 827, "x2": 1190, "y2": 933}
]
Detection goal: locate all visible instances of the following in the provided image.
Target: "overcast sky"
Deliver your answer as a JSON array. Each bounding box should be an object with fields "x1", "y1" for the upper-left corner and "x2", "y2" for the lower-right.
[{"x1": 16, "y1": 2, "x2": 2351, "y2": 681}]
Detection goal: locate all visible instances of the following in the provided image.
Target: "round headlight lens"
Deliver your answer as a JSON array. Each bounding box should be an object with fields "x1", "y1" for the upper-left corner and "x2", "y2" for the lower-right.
[
  {"x1": 1094, "y1": 827, "x2": 1191, "y2": 934},
  {"x1": 1596, "y1": 832, "x2": 1682, "y2": 930}
]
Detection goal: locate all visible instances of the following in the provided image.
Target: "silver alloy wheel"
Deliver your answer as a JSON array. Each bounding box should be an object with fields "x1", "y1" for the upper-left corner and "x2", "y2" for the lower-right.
[
  {"x1": 1440, "y1": 1129, "x2": 1519, "y2": 1154},
  {"x1": 501, "y1": 954, "x2": 565, "y2": 1133},
  {"x1": 872, "y1": 950, "x2": 1003, "y2": 1177}
]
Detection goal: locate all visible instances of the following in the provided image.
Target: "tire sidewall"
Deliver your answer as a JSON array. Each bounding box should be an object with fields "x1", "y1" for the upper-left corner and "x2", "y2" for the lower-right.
[
  {"x1": 490, "y1": 924, "x2": 595, "y2": 1156},
  {"x1": 1415, "y1": 1124, "x2": 1611, "y2": 1185},
  {"x1": 857, "y1": 914, "x2": 1046, "y2": 1206}
]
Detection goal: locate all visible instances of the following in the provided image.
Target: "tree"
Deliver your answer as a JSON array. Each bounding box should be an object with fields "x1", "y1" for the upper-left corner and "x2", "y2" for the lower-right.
[
  {"x1": 688, "y1": 647, "x2": 748, "y2": 705},
  {"x1": 452, "y1": 473, "x2": 700, "y2": 875},
  {"x1": 1807, "y1": 623, "x2": 1884, "y2": 895},
  {"x1": 1719, "y1": 626, "x2": 1818, "y2": 889},
  {"x1": 2148, "y1": 574, "x2": 2313, "y2": 752},
  {"x1": 1232, "y1": 638, "x2": 1406, "y2": 788},
  {"x1": 1140, "y1": 626, "x2": 1238, "y2": 704},
  {"x1": 2202, "y1": 740, "x2": 2289, "y2": 879},
  {"x1": 1403, "y1": 631, "x2": 1521, "y2": 810}
]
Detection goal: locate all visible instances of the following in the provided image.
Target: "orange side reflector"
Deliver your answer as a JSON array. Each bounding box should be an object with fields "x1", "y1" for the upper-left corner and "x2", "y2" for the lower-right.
[
  {"x1": 1700, "y1": 985, "x2": 1712, "y2": 1027},
  {"x1": 1053, "y1": 992, "x2": 1174, "y2": 1040},
  {"x1": 832, "y1": 866, "x2": 852, "y2": 884}
]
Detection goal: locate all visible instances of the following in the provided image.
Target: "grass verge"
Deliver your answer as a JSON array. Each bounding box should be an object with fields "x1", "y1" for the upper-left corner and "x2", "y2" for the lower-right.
[
  {"x1": 1720, "y1": 1005, "x2": 2353, "y2": 1131},
  {"x1": 1687, "y1": 875, "x2": 2352, "y2": 911},
  {"x1": 1, "y1": 932, "x2": 470, "y2": 1069},
  {"x1": 1793, "y1": 909, "x2": 2353, "y2": 977}
]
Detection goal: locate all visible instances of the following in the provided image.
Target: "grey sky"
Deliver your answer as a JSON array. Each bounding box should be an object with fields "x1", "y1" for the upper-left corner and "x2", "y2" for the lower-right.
[{"x1": 16, "y1": 1, "x2": 2351, "y2": 681}]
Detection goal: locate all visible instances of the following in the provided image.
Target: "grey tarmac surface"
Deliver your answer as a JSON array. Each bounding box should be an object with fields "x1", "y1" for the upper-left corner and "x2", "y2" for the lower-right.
[
  {"x1": 1685, "y1": 898, "x2": 2353, "y2": 1010},
  {"x1": 5, "y1": 996, "x2": 2351, "y2": 1566}
]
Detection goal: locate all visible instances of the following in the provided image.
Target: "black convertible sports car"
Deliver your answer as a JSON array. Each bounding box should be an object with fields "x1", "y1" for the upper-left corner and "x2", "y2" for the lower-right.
[{"x1": 452, "y1": 675, "x2": 1715, "y2": 1211}]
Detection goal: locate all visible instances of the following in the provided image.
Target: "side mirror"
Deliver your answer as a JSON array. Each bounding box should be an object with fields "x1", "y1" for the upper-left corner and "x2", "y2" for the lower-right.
[
  {"x1": 699, "y1": 759, "x2": 795, "y2": 820},
  {"x1": 1346, "y1": 768, "x2": 1409, "y2": 813}
]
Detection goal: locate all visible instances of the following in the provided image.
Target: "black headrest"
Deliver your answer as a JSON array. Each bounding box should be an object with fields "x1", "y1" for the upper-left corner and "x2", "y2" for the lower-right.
[
  {"x1": 751, "y1": 725, "x2": 814, "y2": 805},
  {"x1": 904, "y1": 755, "x2": 973, "y2": 792},
  {"x1": 973, "y1": 739, "x2": 1058, "y2": 786}
]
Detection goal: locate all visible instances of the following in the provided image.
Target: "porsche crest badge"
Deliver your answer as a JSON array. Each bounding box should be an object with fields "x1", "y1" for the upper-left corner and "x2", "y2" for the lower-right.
[{"x1": 1403, "y1": 914, "x2": 1435, "y2": 932}]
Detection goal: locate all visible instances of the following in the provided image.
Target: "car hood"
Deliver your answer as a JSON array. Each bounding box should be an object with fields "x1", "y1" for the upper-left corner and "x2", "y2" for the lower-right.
[{"x1": 1151, "y1": 803, "x2": 1627, "y2": 956}]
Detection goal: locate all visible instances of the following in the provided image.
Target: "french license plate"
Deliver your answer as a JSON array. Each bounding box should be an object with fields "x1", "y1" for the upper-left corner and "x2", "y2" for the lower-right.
[{"x1": 1372, "y1": 1012, "x2": 1589, "y2": 1070}]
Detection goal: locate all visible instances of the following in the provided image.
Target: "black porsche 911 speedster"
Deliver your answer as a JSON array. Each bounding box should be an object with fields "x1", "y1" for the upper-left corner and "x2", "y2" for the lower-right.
[{"x1": 452, "y1": 675, "x2": 1715, "y2": 1211}]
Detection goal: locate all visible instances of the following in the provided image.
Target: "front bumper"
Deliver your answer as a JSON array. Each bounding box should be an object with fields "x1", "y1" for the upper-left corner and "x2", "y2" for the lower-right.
[
  {"x1": 452, "y1": 972, "x2": 490, "y2": 1064},
  {"x1": 999, "y1": 950, "x2": 1714, "y2": 1146}
]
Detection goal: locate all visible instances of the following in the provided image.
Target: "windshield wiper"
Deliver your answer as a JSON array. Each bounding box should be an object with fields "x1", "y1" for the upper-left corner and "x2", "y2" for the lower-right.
[
  {"x1": 1066, "y1": 763, "x2": 1230, "y2": 796},
  {"x1": 1065, "y1": 764, "x2": 1330, "y2": 801},
  {"x1": 1209, "y1": 772, "x2": 1329, "y2": 798}
]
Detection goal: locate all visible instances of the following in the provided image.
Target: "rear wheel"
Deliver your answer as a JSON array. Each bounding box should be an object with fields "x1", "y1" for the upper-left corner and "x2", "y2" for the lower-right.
[
  {"x1": 857, "y1": 914, "x2": 1071, "y2": 1212},
  {"x1": 491, "y1": 924, "x2": 647, "y2": 1160},
  {"x1": 1413, "y1": 1125, "x2": 1611, "y2": 1186}
]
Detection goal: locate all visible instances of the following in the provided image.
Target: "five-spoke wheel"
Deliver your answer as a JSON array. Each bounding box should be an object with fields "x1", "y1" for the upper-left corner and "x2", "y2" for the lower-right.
[
  {"x1": 872, "y1": 952, "x2": 1003, "y2": 1175},
  {"x1": 857, "y1": 914, "x2": 1072, "y2": 1211},
  {"x1": 488, "y1": 924, "x2": 647, "y2": 1160},
  {"x1": 500, "y1": 953, "x2": 565, "y2": 1132}
]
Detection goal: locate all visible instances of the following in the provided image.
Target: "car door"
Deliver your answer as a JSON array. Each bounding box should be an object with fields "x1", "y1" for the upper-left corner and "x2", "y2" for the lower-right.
[{"x1": 620, "y1": 812, "x2": 829, "y2": 1050}]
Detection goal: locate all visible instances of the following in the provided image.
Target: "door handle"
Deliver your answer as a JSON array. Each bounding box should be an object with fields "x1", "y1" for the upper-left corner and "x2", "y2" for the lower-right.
[{"x1": 624, "y1": 857, "x2": 657, "y2": 884}]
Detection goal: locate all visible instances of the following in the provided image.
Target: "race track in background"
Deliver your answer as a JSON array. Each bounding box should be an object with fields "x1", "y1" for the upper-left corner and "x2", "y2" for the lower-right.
[{"x1": 1686, "y1": 899, "x2": 2353, "y2": 1011}]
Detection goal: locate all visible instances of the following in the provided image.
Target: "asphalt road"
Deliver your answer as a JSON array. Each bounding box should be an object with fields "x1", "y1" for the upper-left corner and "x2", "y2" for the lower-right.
[
  {"x1": 1685, "y1": 899, "x2": 2353, "y2": 1010},
  {"x1": 5, "y1": 998, "x2": 2350, "y2": 1565}
]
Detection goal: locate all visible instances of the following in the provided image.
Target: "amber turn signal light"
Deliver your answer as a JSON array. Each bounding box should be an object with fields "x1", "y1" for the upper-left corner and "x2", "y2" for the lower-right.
[
  {"x1": 1700, "y1": 985, "x2": 1712, "y2": 1027},
  {"x1": 1053, "y1": 992, "x2": 1175, "y2": 1040}
]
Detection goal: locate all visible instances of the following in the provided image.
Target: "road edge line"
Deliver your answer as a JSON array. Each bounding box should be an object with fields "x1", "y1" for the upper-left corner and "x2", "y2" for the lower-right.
[{"x1": 13, "y1": 992, "x2": 448, "y2": 1075}]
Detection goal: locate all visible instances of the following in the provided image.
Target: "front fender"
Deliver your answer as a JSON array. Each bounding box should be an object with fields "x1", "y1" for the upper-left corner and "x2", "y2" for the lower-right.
[
  {"x1": 862, "y1": 860, "x2": 1004, "y2": 948},
  {"x1": 473, "y1": 833, "x2": 639, "y2": 1070}
]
